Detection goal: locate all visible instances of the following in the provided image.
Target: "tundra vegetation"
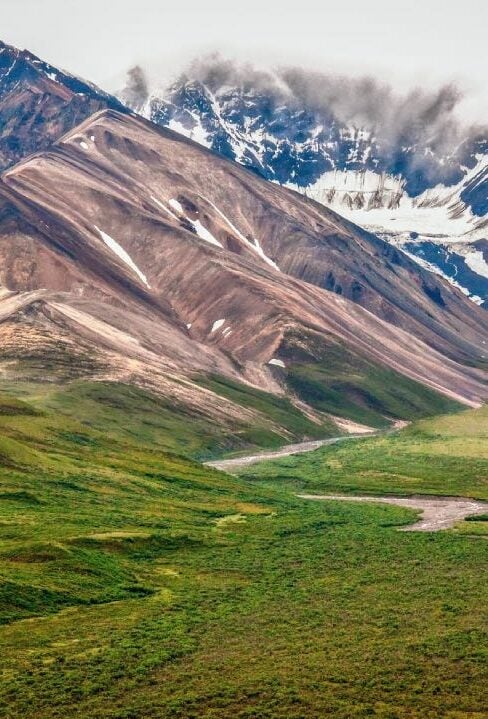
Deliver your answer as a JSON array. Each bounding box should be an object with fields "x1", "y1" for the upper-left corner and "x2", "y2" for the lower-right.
[{"x1": 0, "y1": 387, "x2": 487, "y2": 719}]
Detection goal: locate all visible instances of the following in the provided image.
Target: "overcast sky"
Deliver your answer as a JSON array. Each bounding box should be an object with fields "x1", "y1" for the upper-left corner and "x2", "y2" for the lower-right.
[{"x1": 2, "y1": 0, "x2": 487, "y2": 120}]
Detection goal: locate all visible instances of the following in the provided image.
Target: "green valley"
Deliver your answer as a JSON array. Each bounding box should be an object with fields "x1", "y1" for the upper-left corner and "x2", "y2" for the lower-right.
[{"x1": 0, "y1": 389, "x2": 487, "y2": 718}]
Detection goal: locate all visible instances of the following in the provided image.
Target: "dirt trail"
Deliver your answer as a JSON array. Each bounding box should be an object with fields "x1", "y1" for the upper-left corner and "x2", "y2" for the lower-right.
[{"x1": 298, "y1": 494, "x2": 488, "y2": 531}]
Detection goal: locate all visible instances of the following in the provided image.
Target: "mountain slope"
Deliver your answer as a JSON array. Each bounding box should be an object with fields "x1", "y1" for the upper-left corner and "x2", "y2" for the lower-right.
[
  {"x1": 2, "y1": 39, "x2": 485, "y2": 308},
  {"x1": 0, "y1": 40, "x2": 126, "y2": 170},
  {"x1": 0, "y1": 108, "x2": 486, "y2": 430},
  {"x1": 122, "y1": 65, "x2": 488, "y2": 305}
]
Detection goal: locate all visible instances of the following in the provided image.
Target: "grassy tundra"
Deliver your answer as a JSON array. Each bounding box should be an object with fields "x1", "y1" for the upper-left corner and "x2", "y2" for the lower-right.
[{"x1": 0, "y1": 390, "x2": 487, "y2": 718}]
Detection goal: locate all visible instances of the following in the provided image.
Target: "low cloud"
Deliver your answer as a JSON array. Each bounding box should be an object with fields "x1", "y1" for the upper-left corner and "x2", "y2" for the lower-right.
[
  {"x1": 186, "y1": 55, "x2": 487, "y2": 183},
  {"x1": 121, "y1": 55, "x2": 487, "y2": 188},
  {"x1": 120, "y1": 65, "x2": 149, "y2": 109}
]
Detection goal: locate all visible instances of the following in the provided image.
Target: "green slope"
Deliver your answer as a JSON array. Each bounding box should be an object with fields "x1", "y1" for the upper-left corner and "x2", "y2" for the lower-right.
[
  {"x1": 0, "y1": 391, "x2": 487, "y2": 718},
  {"x1": 238, "y1": 405, "x2": 488, "y2": 501},
  {"x1": 0, "y1": 380, "x2": 335, "y2": 461},
  {"x1": 280, "y1": 330, "x2": 464, "y2": 428}
]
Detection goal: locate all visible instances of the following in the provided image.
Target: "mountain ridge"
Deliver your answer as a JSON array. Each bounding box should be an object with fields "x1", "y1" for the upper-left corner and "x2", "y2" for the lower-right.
[
  {"x1": 1, "y1": 108, "x2": 486, "y2": 411},
  {"x1": 119, "y1": 63, "x2": 488, "y2": 305},
  {"x1": 0, "y1": 40, "x2": 127, "y2": 171},
  {"x1": 0, "y1": 46, "x2": 487, "y2": 451},
  {"x1": 1, "y1": 39, "x2": 486, "y2": 306}
]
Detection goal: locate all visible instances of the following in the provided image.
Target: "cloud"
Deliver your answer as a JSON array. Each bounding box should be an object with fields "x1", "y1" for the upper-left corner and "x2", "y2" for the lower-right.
[
  {"x1": 184, "y1": 56, "x2": 487, "y2": 186},
  {"x1": 119, "y1": 54, "x2": 487, "y2": 192},
  {"x1": 119, "y1": 65, "x2": 149, "y2": 109}
]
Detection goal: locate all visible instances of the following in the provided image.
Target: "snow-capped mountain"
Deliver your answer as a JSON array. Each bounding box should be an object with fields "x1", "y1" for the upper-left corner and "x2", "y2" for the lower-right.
[
  {"x1": 119, "y1": 64, "x2": 488, "y2": 306},
  {"x1": 1, "y1": 38, "x2": 486, "y2": 308}
]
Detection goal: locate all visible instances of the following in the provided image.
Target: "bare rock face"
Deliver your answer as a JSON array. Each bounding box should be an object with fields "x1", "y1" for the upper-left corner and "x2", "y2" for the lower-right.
[{"x1": 0, "y1": 107, "x2": 486, "y2": 429}]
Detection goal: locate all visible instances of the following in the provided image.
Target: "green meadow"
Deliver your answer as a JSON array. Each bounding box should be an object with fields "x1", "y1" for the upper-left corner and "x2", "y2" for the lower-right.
[
  {"x1": 239, "y1": 405, "x2": 488, "y2": 501},
  {"x1": 0, "y1": 388, "x2": 487, "y2": 718}
]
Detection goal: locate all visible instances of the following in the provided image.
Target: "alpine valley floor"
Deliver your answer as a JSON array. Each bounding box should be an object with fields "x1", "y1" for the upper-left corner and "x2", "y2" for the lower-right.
[{"x1": 0, "y1": 391, "x2": 487, "y2": 719}]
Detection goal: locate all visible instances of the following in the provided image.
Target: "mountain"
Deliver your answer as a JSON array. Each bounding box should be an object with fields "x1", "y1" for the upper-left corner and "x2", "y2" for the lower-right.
[
  {"x1": 1, "y1": 107, "x2": 487, "y2": 427},
  {"x1": 0, "y1": 40, "x2": 126, "y2": 170},
  {"x1": 1, "y1": 40, "x2": 486, "y2": 309},
  {"x1": 120, "y1": 63, "x2": 488, "y2": 306},
  {"x1": 0, "y1": 43, "x2": 487, "y2": 454}
]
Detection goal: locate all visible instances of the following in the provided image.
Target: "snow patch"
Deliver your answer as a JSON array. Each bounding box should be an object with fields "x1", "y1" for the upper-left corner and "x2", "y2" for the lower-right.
[
  {"x1": 211, "y1": 319, "x2": 226, "y2": 333},
  {"x1": 94, "y1": 226, "x2": 150, "y2": 288},
  {"x1": 190, "y1": 122, "x2": 212, "y2": 148},
  {"x1": 166, "y1": 118, "x2": 212, "y2": 148},
  {"x1": 168, "y1": 119, "x2": 191, "y2": 136},
  {"x1": 151, "y1": 196, "x2": 179, "y2": 221},
  {"x1": 186, "y1": 323, "x2": 192, "y2": 329},
  {"x1": 169, "y1": 199, "x2": 223, "y2": 247},
  {"x1": 464, "y1": 250, "x2": 488, "y2": 279},
  {"x1": 202, "y1": 197, "x2": 280, "y2": 270},
  {"x1": 192, "y1": 220, "x2": 222, "y2": 247},
  {"x1": 168, "y1": 198, "x2": 184, "y2": 214},
  {"x1": 294, "y1": 158, "x2": 488, "y2": 239},
  {"x1": 268, "y1": 358, "x2": 286, "y2": 368},
  {"x1": 252, "y1": 237, "x2": 279, "y2": 269}
]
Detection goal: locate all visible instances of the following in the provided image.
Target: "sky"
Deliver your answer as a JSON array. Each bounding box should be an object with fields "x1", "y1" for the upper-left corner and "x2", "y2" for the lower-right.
[{"x1": 2, "y1": 0, "x2": 487, "y2": 121}]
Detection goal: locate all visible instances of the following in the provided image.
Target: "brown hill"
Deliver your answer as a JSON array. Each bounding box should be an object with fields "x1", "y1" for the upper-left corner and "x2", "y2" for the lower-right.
[{"x1": 0, "y1": 109, "x2": 486, "y2": 444}]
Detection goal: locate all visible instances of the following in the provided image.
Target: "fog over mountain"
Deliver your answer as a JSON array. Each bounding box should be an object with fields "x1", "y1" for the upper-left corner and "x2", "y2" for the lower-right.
[
  {"x1": 118, "y1": 55, "x2": 488, "y2": 307},
  {"x1": 123, "y1": 56, "x2": 487, "y2": 189}
]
